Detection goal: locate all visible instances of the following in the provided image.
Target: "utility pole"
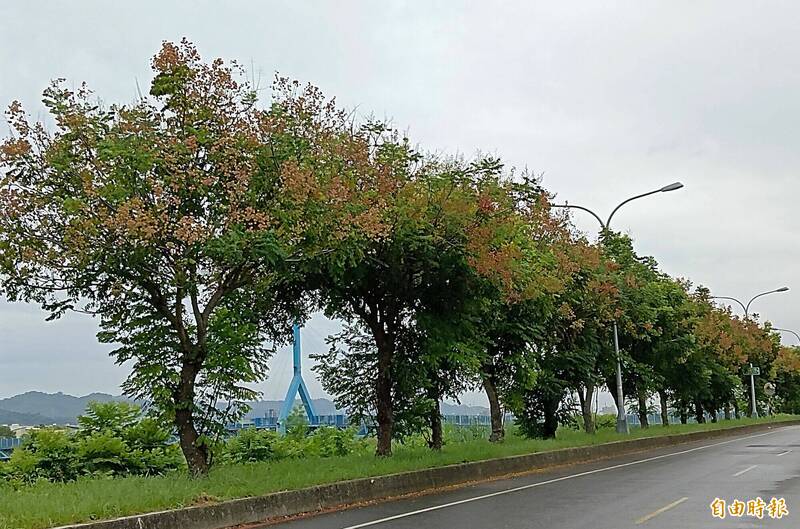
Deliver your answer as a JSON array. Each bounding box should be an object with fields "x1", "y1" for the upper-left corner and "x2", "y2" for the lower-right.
[
  {"x1": 711, "y1": 287, "x2": 788, "y2": 419},
  {"x1": 552, "y1": 181, "x2": 684, "y2": 434},
  {"x1": 749, "y1": 363, "x2": 758, "y2": 419}
]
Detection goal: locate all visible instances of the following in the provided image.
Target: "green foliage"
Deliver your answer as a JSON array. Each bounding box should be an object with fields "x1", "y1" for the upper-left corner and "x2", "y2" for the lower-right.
[
  {"x1": 0, "y1": 40, "x2": 394, "y2": 474},
  {"x1": 594, "y1": 413, "x2": 619, "y2": 430},
  {"x1": 220, "y1": 426, "x2": 366, "y2": 464},
  {"x1": 0, "y1": 402, "x2": 181, "y2": 485},
  {"x1": 77, "y1": 401, "x2": 140, "y2": 435},
  {"x1": 75, "y1": 431, "x2": 130, "y2": 475},
  {"x1": 0, "y1": 426, "x2": 13, "y2": 437},
  {"x1": 435, "y1": 423, "x2": 489, "y2": 444},
  {"x1": 303, "y1": 427, "x2": 364, "y2": 457},
  {"x1": 312, "y1": 324, "x2": 435, "y2": 442},
  {"x1": 285, "y1": 405, "x2": 310, "y2": 438},
  {"x1": 221, "y1": 429, "x2": 280, "y2": 464},
  {"x1": 10, "y1": 429, "x2": 79, "y2": 483}
]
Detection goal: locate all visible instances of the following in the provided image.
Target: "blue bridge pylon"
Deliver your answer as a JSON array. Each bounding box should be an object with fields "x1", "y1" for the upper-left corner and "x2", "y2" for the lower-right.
[{"x1": 277, "y1": 323, "x2": 317, "y2": 433}]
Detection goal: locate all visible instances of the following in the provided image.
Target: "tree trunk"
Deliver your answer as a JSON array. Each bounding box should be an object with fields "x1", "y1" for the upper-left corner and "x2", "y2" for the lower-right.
[
  {"x1": 580, "y1": 383, "x2": 596, "y2": 434},
  {"x1": 542, "y1": 393, "x2": 560, "y2": 439},
  {"x1": 483, "y1": 372, "x2": 504, "y2": 442},
  {"x1": 638, "y1": 390, "x2": 649, "y2": 429},
  {"x1": 659, "y1": 390, "x2": 669, "y2": 427},
  {"x1": 374, "y1": 335, "x2": 394, "y2": 456},
  {"x1": 694, "y1": 400, "x2": 705, "y2": 423},
  {"x1": 175, "y1": 361, "x2": 208, "y2": 476},
  {"x1": 429, "y1": 399, "x2": 443, "y2": 450},
  {"x1": 734, "y1": 400, "x2": 740, "y2": 419},
  {"x1": 724, "y1": 403, "x2": 731, "y2": 420}
]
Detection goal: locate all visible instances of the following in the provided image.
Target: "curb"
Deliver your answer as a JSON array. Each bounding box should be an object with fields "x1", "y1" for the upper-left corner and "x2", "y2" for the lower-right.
[{"x1": 54, "y1": 420, "x2": 800, "y2": 529}]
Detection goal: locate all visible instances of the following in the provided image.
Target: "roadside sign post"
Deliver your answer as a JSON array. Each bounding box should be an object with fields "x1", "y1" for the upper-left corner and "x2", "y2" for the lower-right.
[{"x1": 744, "y1": 363, "x2": 761, "y2": 418}]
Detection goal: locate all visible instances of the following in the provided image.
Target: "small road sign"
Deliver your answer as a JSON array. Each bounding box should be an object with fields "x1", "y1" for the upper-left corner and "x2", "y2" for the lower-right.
[{"x1": 743, "y1": 366, "x2": 761, "y2": 376}]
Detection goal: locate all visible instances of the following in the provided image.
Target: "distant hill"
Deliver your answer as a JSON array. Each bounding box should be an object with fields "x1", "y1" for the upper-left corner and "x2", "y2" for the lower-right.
[
  {"x1": 0, "y1": 391, "x2": 127, "y2": 425},
  {"x1": 0, "y1": 408, "x2": 54, "y2": 426},
  {"x1": 0, "y1": 391, "x2": 489, "y2": 426}
]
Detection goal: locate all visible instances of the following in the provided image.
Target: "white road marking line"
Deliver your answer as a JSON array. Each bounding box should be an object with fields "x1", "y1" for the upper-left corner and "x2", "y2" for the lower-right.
[
  {"x1": 635, "y1": 497, "x2": 689, "y2": 525},
  {"x1": 777, "y1": 449, "x2": 792, "y2": 457},
  {"x1": 339, "y1": 428, "x2": 792, "y2": 529},
  {"x1": 733, "y1": 464, "x2": 758, "y2": 477}
]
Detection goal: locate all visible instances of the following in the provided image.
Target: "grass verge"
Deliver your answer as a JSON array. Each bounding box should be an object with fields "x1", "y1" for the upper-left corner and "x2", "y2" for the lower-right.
[{"x1": 0, "y1": 415, "x2": 795, "y2": 529}]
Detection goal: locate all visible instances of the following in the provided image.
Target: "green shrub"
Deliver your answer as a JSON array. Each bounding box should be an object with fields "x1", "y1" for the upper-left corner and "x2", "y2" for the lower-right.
[
  {"x1": 284, "y1": 406, "x2": 310, "y2": 439},
  {"x1": 442, "y1": 423, "x2": 490, "y2": 443},
  {"x1": 77, "y1": 401, "x2": 140, "y2": 436},
  {"x1": 594, "y1": 413, "x2": 618, "y2": 430},
  {"x1": 303, "y1": 427, "x2": 364, "y2": 457},
  {"x1": 0, "y1": 402, "x2": 181, "y2": 485},
  {"x1": 14, "y1": 428, "x2": 80, "y2": 483},
  {"x1": 124, "y1": 418, "x2": 172, "y2": 450},
  {"x1": 220, "y1": 426, "x2": 365, "y2": 463},
  {"x1": 222, "y1": 428, "x2": 280, "y2": 464},
  {"x1": 76, "y1": 431, "x2": 131, "y2": 476}
]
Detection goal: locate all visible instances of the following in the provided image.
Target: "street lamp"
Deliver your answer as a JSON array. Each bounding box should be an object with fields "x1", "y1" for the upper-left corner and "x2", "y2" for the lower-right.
[
  {"x1": 772, "y1": 327, "x2": 800, "y2": 344},
  {"x1": 552, "y1": 181, "x2": 684, "y2": 434},
  {"x1": 710, "y1": 287, "x2": 790, "y2": 418}
]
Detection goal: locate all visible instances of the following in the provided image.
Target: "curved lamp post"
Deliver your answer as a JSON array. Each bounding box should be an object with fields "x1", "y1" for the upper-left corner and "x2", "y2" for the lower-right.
[
  {"x1": 710, "y1": 287, "x2": 790, "y2": 418},
  {"x1": 772, "y1": 327, "x2": 800, "y2": 344},
  {"x1": 552, "y1": 181, "x2": 684, "y2": 434}
]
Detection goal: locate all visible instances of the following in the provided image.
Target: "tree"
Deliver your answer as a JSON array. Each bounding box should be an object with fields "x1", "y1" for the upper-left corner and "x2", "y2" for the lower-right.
[
  {"x1": 494, "y1": 235, "x2": 617, "y2": 439},
  {"x1": 477, "y1": 296, "x2": 546, "y2": 441},
  {"x1": 0, "y1": 425, "x2": 13, "y2": 437},
  {"x1": 599, "y1": 233, "x2": 664, "y2": 428},
  {"x1": 313, "y1": 322, "x2": 432, "y2": 444},
  {"x1": 691, "y1": 295, "x2": 778, "y2": 419},
  {"x1": 545, "y1": 239, "x2": 617, "y2": 435},
  {"x1": 453, "y1": 181, "x2": 581, "y2": 442},
  {"x1": 316, "y1": 154, "x2": 539, "y2": 455},
  {"x1": 771, "y1": 345, "x2": 800, "y2": 414},
  {"x1": 646, "y1": 280, "x2": 699, "y2": 426},
  {"x1": 0, "y1": 41, "x2": 385, "y2": 474}
]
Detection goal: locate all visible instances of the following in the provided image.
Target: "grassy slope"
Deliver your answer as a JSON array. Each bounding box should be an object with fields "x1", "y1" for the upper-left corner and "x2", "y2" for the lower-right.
[{"x1": 0, "y1": 416, "x2": 794, "y2": 529}]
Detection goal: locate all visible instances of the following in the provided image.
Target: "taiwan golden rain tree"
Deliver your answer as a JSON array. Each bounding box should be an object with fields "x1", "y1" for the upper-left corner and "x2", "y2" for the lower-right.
[{"x1": 0, "y1": 41, "x2": 386, "y2": 475}]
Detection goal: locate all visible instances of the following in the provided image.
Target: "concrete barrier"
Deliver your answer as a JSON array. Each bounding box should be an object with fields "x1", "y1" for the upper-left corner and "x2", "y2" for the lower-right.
[{"x1": 53, "y1": 420, "x2": 800, "y2": 529}]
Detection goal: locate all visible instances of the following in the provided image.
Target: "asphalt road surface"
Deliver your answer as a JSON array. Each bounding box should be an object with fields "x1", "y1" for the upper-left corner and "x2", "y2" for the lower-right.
[{"x1": 262, "y1": 424, "x2": 800, "y2": 529}]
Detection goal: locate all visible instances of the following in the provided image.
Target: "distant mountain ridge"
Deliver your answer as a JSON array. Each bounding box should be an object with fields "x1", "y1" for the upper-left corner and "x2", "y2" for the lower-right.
[
  {"x1": 0, "y1": 391, "x2": 126, "y2": 425},
  {"x1": 0, "y1": 408, "x2": 54, "y2": 426},
  {"x1": 0, "y1": 391, "x2": 489, "y2": 425}
]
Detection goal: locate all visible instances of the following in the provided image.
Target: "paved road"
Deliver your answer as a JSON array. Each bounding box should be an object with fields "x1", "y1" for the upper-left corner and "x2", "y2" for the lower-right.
[{"x1": 263, "y1": 425, "x2": 800, "y2": 529}]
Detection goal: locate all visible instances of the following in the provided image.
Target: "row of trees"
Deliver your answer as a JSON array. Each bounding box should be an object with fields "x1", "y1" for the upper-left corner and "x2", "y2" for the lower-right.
[{"x1": 2, "y1": 41, "x2": 798, "y2": 476}]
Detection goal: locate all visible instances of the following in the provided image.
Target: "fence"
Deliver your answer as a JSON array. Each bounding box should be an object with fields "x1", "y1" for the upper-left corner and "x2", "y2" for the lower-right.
[
  {"x1": 626, "y1": 410, "x2": 727, "y2": 426},
  {"x1": 226, "y1": 414, "x2": 496, "y2": 434},
  {"x1": 0, "y1": 437, "x2": 21, "y2": 461}
]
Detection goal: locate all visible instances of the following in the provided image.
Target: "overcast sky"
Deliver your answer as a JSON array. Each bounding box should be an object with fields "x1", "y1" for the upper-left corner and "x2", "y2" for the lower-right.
[{"x1": 1, "y1": 2, "x2": 799, "y2": 407}]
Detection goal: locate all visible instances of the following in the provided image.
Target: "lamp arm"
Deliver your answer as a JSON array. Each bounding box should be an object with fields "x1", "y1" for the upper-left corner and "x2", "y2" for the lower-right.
[
  {"x1": 550, "y1": 203, "x2": 606, "y2": 230},
  {"x1": 710, "y1": 296, "x2": 747, "y2": 315},
  {"x1": 606, "y1": 189, "x2": 661, "y2": 228}
]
